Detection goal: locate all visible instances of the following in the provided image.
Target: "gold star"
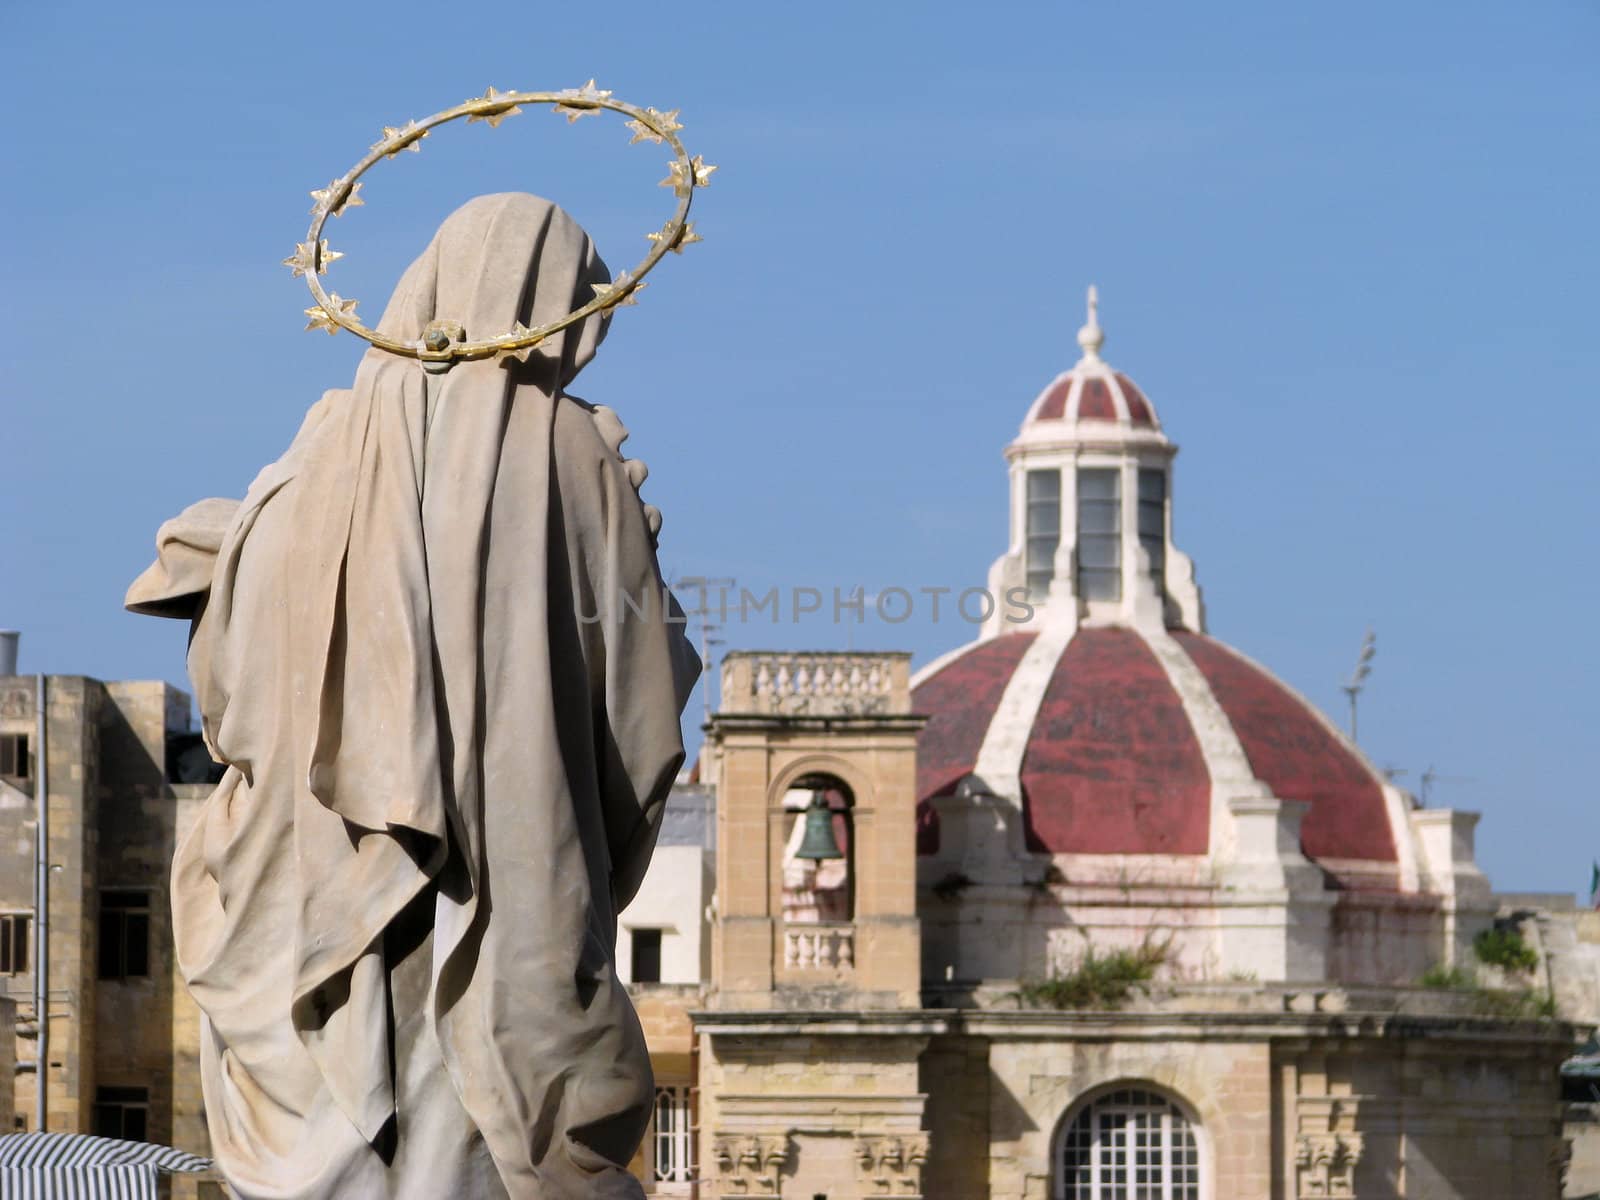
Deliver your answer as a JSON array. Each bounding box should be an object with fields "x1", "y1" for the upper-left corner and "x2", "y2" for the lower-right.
[
  {"x1": 467, "y1": 86, "x2": 523, "y2": 128},
  {"x1": 308, "y1": 180, "x2": 364, "y2": 217},
  {"x1": 282, "y1": 239, "x2": 343, "y2": 278},
  {"x1": 624, "y1": 108, "x2": 682, "y2": 145},
  {"x1": 591, "y1": 273, "x2": 646, "y2": 308},
  {"x1": 494, "y1": 322, "x2": 542, "y2": 364},
  {"x1": 283, "y1": 242, "x2": 314, "y2": 278},
  {"x1": 647, "y1": 220, "x2": 703, "y2": 254},
  {"x1": 658, "y1": 156, "x2": 717, "y2": 195},
  {"x1": 555, "y1": 79, "x2": 612, "y2": 122},
  {"x1": 659, "y1": 160, "x2": 689, "y2": 194},
  {"x1": 304, "y1": 294, "x2": 358, "y2": 335},
  {"x1": 371, "y1": 121, "x2": 428, "y2": 157}
]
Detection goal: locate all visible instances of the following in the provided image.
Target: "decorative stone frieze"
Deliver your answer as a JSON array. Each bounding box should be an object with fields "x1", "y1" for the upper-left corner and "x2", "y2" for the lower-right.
[
  {"x1": 855, "y1": 1132, "x2": 929, "y2": 1197},
  {"x1": 711, "y1": 1133, "x2": 790, "y2": 1196},
  {"x1": 1294, "y1": 1130, "x2": 1362, "y2": 1198}
]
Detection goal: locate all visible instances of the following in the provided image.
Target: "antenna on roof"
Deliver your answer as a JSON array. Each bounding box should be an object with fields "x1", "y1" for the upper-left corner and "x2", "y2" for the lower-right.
[
  {"x1": 673, "y1": 575, "x2": 736, "y2": 726},
  {"x1": 1418, "y1": 764, "x2": 1474, "y2": 806},
  {"x1": 1340, "y1": 628, "x2": 1376, "y2": 743}
]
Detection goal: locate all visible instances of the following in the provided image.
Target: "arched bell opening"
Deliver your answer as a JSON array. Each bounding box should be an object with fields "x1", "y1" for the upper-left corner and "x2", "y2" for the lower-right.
[
  {"x1": 779, "y1": 773, "x2": 856, "y2": 976},
  {"x1": 781, "y1": 774, "x2": 854, "y2": 922}
]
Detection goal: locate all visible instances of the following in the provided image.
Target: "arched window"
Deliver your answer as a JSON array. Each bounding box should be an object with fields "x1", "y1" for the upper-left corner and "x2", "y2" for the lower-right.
[{"x1": 1055, "y1": 1086, "x2": 1202, "y2": 1200}]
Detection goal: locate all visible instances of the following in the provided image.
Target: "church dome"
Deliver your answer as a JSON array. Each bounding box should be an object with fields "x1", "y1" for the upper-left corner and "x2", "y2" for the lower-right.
[
  {"x1": 912, "y1": 627, "x2": 1399, "y2": 871},
  {"x1": 917, "y1": 286, "x2": 1404, "y2": 885}
]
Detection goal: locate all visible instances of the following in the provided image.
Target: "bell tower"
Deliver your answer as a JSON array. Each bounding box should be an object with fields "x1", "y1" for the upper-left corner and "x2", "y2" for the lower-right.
[
  {"x1": 707, "y1": 649, "x2": 923, "y2": 1007},
  {"x1": 695, "y1": 651, "x2": 936, "y2": 1199}
]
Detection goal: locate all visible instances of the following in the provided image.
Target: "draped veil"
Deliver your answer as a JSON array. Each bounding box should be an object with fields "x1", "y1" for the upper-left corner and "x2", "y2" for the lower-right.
[{"x1": 128, "y1": 193, "x2": 699, "y2": 1199}]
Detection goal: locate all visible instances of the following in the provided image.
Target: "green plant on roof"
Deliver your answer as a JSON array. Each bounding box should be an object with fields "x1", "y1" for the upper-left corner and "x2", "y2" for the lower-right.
[
  {"x1": 1473, "y1": 927, "x2": 1539, "y2": 974},
  {"x1": 1418, "y1": 960, "x2": 1557, "y2": 1021},
  {"x1": 1015, "y1": 940, "x2": 1170, "y2": 1011},
  {"x1": 1420, "y1": 963, "x2": 1476, "y2": 989}
]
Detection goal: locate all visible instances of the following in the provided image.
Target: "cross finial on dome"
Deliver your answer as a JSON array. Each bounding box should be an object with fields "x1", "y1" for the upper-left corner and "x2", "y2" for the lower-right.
[{"x1": 1077, "y1": 283, "x2": 1104, "y2": 361}]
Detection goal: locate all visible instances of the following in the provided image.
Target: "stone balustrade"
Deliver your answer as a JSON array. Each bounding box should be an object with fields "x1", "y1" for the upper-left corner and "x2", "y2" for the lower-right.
[
  {"x1": 783, "y1": 923, "x2": 856, "y2": 971},
  {"x1": 719, "y1": 651, "x2": 911, "y2": 717}
]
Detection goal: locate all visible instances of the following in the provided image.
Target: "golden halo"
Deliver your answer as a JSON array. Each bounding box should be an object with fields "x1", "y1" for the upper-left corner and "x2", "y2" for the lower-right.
[{"x1": 288, "y1": 83, "x2": 712, "y2": 365}]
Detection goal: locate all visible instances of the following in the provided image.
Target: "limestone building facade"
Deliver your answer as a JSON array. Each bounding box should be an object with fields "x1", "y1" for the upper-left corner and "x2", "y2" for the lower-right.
[
  {"x1": 0, "y1": 667, "x2": 219, "y2": 1192},
  {"x1": 617, "y1": 292, "x2": 1582, "y2": 1200}
]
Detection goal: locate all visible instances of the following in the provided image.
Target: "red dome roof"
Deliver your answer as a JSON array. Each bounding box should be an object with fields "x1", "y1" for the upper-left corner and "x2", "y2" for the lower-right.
[
  {"x1": 1021, "y1": 628, "x2": 1210, "y2": 855},
  {"x1": 1172, "y1": 632, "x2": 1395, "y2": 864},
  {"x1": 912, "y1": 628, "x2": 1396, "y2": 868},
  {"x1": 915, "y1": 632, "x2": 1037, "y2": 803},
  {"x1": 1027, "y1": 371, "x2": 1158, "y2": 429}
]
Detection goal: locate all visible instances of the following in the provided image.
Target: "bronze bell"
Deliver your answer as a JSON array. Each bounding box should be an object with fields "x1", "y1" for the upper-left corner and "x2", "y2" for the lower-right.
[{"x1": 793, "y1": 794, "x2": 844, "y2": 861}]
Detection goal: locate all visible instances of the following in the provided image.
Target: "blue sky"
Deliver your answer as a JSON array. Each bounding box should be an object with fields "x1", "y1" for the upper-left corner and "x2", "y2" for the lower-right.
[{"x1": 3, "y1": 1, "x2": 1595, "y2": 892}]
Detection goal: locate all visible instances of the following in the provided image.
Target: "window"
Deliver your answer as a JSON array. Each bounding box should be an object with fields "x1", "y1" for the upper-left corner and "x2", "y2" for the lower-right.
[
  {"x1": 631, "y1": 928, "x2": 662, "y2": 984},
  {"x1": 98, "y1": 890, "x2": 150, "y2": 980},
  {"x1": 0, "y1": 733, "x2": 28, "y2": 779},
  {"x1": 1138, "y1": 469, "x2": 1166, "y2": 588},
  {"x1": 652, "y1": 1084, "x2": 696, "y2": 1185},
  {"x1": 1076, "y1": 468, "x2": 1122, "y2": 602},
  {"x1": 1057, "y1": 1087, "x2": 1201, "y2": 1200},
  {"x1": 0, "y1": 913, "x2": 29, "y2": 975},
  {"x1": 1025, "y1": 470, "x2": 1062, "y2": 601},
  {"x1": 92, "y1": 1086, "x2": 149, "y2": 1142}
]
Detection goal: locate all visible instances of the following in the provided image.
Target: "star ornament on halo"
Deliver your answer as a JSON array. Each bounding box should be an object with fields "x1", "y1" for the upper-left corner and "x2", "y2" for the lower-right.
[
  {"x1": 304, "y1": 294, "x2": 359, "y2": 335},
  {"x1": 372, "y1": 121, "x2": 429, "y2": 158},
  {"x1": 647, "y1": 220, "x2": 703, "y2": 254},
  {"x1": 591, "y1": 272, "x2": 647, "y2": 308},
  {"x1": 554, "y1": 79, "x2": 613, "y2": 123},
  {"x1": 309, "y1": 180, "x2": 365, "y2": 217},
  {"x1": 659, "y1": 156, "x2": 718, "y2": 196},
  {"x1": 282, "y1": 239, "x2": 344, "y2": 278},
  {"x1": 624, "y1": 108, "x2": 683, "y2": 145},
  {"x1": 467, "y1": 86, "x2": 523, "y2": 128},
  {"x1": 493, "y1": 322, "x2": 545, "y2": 364}
]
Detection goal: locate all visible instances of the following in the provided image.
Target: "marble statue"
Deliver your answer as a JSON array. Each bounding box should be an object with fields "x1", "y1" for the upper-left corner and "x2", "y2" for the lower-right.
[{"x1": 127, "y1": 192, "x2": 700, "y2": 1198}]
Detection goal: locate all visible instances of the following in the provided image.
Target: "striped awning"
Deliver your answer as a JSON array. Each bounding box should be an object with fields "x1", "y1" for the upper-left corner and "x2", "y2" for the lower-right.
[{"x1": 0, "y1": 1132, "x2": 211, "y2": 1200}]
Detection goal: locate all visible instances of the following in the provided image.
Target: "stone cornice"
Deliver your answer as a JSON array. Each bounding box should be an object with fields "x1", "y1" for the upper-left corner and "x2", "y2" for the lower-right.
[
  {"x1": 691, "y1": 1009, "x2": 951, "y2": 1037},
  {"x1": 692, "y1": 1004, "x2": 1583, "y2": 1048}
]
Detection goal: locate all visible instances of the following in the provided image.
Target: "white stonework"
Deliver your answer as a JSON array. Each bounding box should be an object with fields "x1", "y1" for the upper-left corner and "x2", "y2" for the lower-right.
[
  {"x1": 621, "y1": 843, "x2": 714, "y2": 986},
  {"x1": 970, "y1": 626, "x2": 1076, "y2": 798},
  {"x1": 1137, "y1": 624, "x2": 1259, "y2": 865}
]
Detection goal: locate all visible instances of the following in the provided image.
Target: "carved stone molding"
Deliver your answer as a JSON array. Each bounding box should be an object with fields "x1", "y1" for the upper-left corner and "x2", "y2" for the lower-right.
[
  {"x1": 712, "y1": 1133, "x2": 790, "y2": 1197},
  {"x1": 1294, "y1": 1131, "x2": 1362, "y2": 1199},
  {"x1": 855, "y1": 1132, "x2": 929, "y2": 1198}
]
